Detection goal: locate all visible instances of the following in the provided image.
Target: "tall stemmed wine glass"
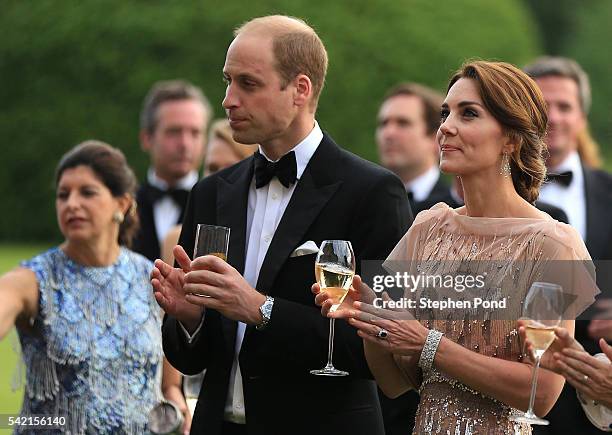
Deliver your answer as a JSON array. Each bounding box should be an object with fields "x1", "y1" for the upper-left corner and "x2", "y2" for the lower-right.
[
  {"x1": 310, "y1": 240, "x2": 355, "y2": 376},
  {"x1": 512, "y1": 282, "x2": 564, "y2": 426}
]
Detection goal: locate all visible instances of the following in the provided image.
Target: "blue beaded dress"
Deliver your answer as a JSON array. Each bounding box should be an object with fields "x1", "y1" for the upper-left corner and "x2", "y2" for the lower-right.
[{"x1": 16, "y1": 247, "x2": 163, "y2": 434}]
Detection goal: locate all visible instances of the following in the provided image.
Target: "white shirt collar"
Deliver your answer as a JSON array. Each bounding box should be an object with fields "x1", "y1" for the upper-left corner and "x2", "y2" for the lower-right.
[
  {"x1": 540, "y1": 149, "x2": 586, "y2": 239},
  {"x1": 147, "y1": 168, "x2": 199, "y2": 190},
  {"x1": 550, "y1": 150, "x2": 582, "y2": 176},
  {"x1": 405, "y1": 166, "x2": 440, "y2": 202},
  {"x1": 258, "y1": 120, "x2": 322, "y2": 180}
]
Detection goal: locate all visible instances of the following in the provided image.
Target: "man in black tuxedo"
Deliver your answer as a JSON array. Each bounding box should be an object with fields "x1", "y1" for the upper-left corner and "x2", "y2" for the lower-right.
[
  {"x1": 524, "y1": 56, "x2": 612, "y2": 434},
  {"x1": 133, "y1": 80, "x2": 211, "y2": 261},
  {"x1": 376, "y1": 83, "x2": 455, "y2": 217},
  {"x1": 152, "y1": 15, "x2": 412, "y2": 435}
]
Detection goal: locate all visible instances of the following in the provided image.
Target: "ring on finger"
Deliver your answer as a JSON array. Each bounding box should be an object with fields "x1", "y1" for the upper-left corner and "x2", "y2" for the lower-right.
[
  {"x1": 582, "y1": 375, "x2": 589, "y2": 382},
  {"x1": 376, "y1": 328, "x2": 388, "y2": 339}
]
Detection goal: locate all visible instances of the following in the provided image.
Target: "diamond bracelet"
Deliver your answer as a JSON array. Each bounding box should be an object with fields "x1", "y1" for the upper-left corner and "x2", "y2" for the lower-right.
[{"x1": 418, "y1": 329, "x2": 444, "y2": 372}]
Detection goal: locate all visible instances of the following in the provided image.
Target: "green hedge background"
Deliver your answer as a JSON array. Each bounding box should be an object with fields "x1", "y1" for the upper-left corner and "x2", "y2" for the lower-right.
[
  {"x1": 563, "y1": 0, "x2": 612, "y2": 160},
  {"x1": 0, "y1": 0, "x2": 609, "y2": 243}
]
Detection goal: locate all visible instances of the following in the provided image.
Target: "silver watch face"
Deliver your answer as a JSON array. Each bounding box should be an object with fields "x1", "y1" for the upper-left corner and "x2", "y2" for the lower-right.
[{"x1": 260, "y1": 297, "x2": 273, "y2": 318}]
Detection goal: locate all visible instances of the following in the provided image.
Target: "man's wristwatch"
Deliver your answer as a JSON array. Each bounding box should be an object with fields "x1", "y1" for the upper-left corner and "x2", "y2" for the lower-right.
[{"x1": 256, "y1": 295, "x2": 274, "y2": 330}]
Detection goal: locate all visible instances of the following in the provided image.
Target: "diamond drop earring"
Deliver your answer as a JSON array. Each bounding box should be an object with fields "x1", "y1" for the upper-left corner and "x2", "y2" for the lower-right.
[{"x1": 500, "y1": 153, "x2": 511, "y2": 177}]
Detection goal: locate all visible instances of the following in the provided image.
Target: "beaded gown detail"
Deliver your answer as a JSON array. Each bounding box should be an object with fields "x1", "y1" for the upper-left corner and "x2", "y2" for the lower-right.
[
  {"x1": 382, "y1": 203, "x2": 597, "y2": 435},
  {"x1": 16, "y1": 247, "x2": 163, "y2": 434}
]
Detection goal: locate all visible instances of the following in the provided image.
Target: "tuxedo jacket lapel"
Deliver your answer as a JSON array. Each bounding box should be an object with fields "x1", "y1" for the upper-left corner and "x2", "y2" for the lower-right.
[
  {"x1": 216, "y1": 158, "x2": 254, "y2": 355},
  {"x1": 217, "y1": 160, "x2": 253, "y2": 275},
  {"x1": 256, "y1": 136, "x2": 342, "y2": 295}
]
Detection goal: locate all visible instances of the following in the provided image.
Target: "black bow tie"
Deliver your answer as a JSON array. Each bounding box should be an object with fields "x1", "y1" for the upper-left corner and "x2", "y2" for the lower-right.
[
  {"x1": 547, "y1": 171, "x2": 573, "y2": 187},
  {"x1": 145, "y1": 183, "x2": 190, "y2": 208},
  {"x1": 254, "y1": 151, "x2": 297, "y2": 188}
]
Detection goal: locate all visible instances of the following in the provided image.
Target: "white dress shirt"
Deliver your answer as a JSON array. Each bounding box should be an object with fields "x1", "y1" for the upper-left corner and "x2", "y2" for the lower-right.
[
  {"x1": 182, "y1": 121, "x2": 323, "y2": 424},
  {"x1": 405, "y1": 166, "x2": 440, "y2": 202},
  {"x1": 539, "y1": 151, "x2": 587, "y2": 240},
  {"x1": 147, "y1": 169, "x2": 199, "y2": 243}
]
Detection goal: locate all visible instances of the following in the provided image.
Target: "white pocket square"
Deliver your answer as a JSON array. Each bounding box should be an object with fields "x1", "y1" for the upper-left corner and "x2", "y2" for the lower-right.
[{"x1": 290, "y1": 241, "x2": 320, "y2": 257}]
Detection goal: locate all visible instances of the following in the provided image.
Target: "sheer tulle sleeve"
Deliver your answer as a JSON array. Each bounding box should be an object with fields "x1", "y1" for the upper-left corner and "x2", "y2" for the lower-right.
[{"x1": 535, "y1": 222, "x2": 599, "y2": 319}]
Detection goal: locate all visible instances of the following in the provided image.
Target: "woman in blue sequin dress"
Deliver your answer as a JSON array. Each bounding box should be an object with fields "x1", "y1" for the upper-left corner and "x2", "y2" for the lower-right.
[{"x1": 0, "y1": 141, "x2": 184, "y2": 434}]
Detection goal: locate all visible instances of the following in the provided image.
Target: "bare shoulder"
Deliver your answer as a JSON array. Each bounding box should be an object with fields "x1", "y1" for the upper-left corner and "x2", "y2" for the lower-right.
[
  {"x1": 1, "y1": 267, "x2": 38, "y2": 293},
  {"x1": 0, "y1": 267, "x2": 39, "y2": 319}
]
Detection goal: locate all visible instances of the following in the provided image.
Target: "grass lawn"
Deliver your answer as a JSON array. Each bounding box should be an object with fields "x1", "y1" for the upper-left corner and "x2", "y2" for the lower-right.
[{"x1": 0, "y1": 244, "x2": 50, "y2": 432}]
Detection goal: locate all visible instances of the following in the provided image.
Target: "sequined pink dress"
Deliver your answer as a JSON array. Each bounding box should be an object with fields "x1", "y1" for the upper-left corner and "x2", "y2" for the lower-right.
[{"x1": 380, "y1": 203, "x2": 597, "y2": 435}]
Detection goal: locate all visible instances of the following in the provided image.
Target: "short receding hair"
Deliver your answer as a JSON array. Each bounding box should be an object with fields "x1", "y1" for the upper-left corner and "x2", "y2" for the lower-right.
[
  {"x1": 234, "y1": 15, "x2": 328, "y2": 110},
  {"x1": 523, "y1": 56, "x2": 591, "y2": 115},
  {"x1": 140, "y1": 79, "x2": 212, "y2": 134},
  {"x1": 382, "y1": 83, "x2": 444, "y2": 136}
]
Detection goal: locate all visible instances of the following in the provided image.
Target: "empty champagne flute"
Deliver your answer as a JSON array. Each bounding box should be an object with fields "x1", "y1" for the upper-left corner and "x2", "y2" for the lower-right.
[
  {"x1": 512, "y1": 281, "x2": 564, "y2": 426},
  {"x1": 310, "y1": 240, "x2": 355, "y2": 376}
]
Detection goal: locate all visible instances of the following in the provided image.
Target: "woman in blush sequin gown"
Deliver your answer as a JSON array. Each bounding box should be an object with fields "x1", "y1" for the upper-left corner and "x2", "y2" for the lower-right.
[
  {"x1": 314, "y1": 61, "x2": 598, "y2": 434},
  {"x1": 0, "y1": 141, "x2": 188, "y2": 434}
]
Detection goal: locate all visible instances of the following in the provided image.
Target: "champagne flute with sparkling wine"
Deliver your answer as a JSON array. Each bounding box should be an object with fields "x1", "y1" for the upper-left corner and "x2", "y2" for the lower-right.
[
  {"x1": 310, "y1": 240, "x2": 355, "y2": 376},
  {"x1": 512, "y1": 282, "x2": 564, "y2": 426}
]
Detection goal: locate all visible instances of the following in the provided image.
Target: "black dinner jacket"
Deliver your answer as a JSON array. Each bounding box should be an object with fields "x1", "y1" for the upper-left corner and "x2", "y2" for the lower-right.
[
  {"x1": 533, "y1": 200, "x2": 569, "y2": 224},
  {"x1": 133, "y1": 180, "x2": 162, "y2": 261},
  {"x1": 410, "y1": 175, "x2": 454, "y2": 215},
  {"x1": 162, "y1": 133, "x2": 413, "y2": 435},
  {"x1": 539, "y1": 165, "x2": 612, "y2": 435}
]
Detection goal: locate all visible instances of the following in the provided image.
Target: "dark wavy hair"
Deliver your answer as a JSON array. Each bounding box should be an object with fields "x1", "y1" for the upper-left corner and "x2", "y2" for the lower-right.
[
  {"x1": 448, "y1": 60, "x2": 548, "y2": 203},
  {"x1": 55, "y1": 140, "x2": 139, "y2": 247}
]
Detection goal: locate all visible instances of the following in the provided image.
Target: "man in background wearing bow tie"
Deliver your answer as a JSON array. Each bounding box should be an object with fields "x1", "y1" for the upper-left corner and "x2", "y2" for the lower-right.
[
  {"x1": 375, "y1": 82, "x2": 454, "y2": 216},
  {"x1": 152, "y1": 15, "x2": 412, "y2": 435},
  {"x1": 133, "y1": 80, "x2": 212, "y2": 261},
  {"x1": 525, "y1": 56, "x2": 612, "y2": 435}
]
